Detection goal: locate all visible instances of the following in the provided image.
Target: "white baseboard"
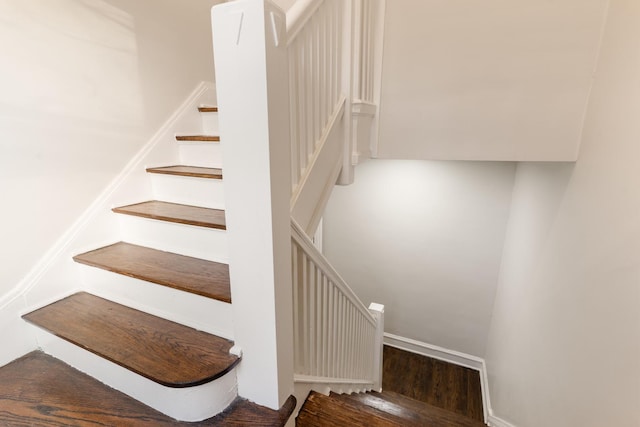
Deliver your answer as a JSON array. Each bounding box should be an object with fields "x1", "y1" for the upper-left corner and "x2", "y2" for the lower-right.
[
  {"x1": 488, "y1": 414, "x2": 517, "y2": 427},
  {"x1": 384, "y1": 333, "x2": 495, "y2": 425},
  {"x1": 384, "y1": 333, "x2": 484, "y2": 370}
]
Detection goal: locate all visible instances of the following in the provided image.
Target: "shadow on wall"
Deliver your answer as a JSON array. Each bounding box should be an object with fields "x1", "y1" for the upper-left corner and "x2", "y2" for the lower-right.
[
  {"x1": 0, "y1": 0, "x2": 142, "y2": 126},
  {"x1": 322, "y1": 159, "x2": 518, "y2": 357}
]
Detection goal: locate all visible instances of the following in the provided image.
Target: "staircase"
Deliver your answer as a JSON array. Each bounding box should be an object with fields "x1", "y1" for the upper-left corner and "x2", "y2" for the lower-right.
[
  {"x1": 0, "y1": 101, "x2": 296, "y2": 424},
  {"x1": 0, "y1": 0, "x2": 391, "y2": 423}
]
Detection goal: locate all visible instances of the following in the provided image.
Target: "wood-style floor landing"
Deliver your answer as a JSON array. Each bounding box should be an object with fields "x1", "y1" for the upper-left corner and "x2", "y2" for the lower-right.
[
  {"x1": 0, "y1": 351, "x2": 294, "y2": 426},
  {"x1": 383, "y1": 345, "x2": 484, "y2": 421}
]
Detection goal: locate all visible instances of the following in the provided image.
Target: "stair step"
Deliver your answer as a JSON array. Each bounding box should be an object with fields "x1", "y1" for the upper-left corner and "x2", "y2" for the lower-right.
[
  {"x1": 198, "y1": 106, "x2": 219, "y2": 113},
  {"x1": 146, "y1": 165, "x2": 223, "y2": 179},
  {"x1": 22, "y1": 293, "x2": 239, "y2": 388},
  {"x1": 179, "y1": 143, "x2": 222, "y2": 169},
  {"x1": 113, "y1": 201, "x2": 226, "y2": 230},
  {"x1": 176, "y1": 135, "x2": 220, "y2": 142},
  {"x1": 296, "y1": 391, "x2": 487, "y2": 427},
  {"x1": 73, "y1": 242, "x2": 231, "y2": 303},
  {"x1": 0, "y1": 351, "x2": 292, "y2": 426}
]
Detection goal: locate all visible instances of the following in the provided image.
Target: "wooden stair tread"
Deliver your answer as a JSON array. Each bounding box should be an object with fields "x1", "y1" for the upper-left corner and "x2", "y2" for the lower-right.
[
  {"x1": 73, "y1": 242, "x2": 231, "y2": 303},
  {"x1": 176, "y1": 135, "x2": 220, "y2": 142},
  {"x1": 198, "y1": 106, "x2": 219, "y2": 112},
  {"x1": 146, "y1": 165, "x2": 223, "y2": 179},
  {"x1": 296, "y1": 391, "x2": 487, "y2": 427},
  {"x1": 346, "y1": 391, "x2": 487, "y2": 426},
  {"x1": 22, "y1": 293, "x2": 239, "y2": 388},
  {"x1": 0, "y1": 351, "x2": 292, "y2": 426},
  {"x1": 113, "y1": 201, "x2": 226, "y2": 230},
  {"x1": 210, "y1": 394, "x2": 296, "y2": 426}
]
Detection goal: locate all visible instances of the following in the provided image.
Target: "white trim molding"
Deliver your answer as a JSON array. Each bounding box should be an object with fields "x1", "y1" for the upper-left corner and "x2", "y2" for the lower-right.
[
  {"x1": 384, "y1": 333, "x2": 484, "y2": 370},
  {"x1": 488, "y1": 414, "x2": 517, "y2": 427}
]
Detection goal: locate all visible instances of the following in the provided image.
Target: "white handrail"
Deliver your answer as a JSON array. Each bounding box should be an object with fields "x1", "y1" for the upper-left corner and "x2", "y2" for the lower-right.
[{"x1": 286, "y1": 0, "x2": 323, "y2": 42}]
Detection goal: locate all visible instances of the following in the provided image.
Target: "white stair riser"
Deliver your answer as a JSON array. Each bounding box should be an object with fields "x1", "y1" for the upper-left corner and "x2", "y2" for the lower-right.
[
  {"x1": 31, "y1": 328, "x2": 237, "y2": 422},
  {"x1": 179, "y1": 143, "x2": 223, "y2": 168},
  {"x1": 149, "y1": 173, "x2": 225, "y2": 210},
  {"x1": 78, "y1": 266, "x2": 233, "y2": 339},
  {"x1": 116, "y1": 216, "x2": 229, "y2": 263},
  {"x1": 201, "y1": 112, "x2": 219, "y2": 135}
]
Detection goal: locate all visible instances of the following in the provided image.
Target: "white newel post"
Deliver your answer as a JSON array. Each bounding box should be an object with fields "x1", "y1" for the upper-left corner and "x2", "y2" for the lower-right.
[
  {"x1": 368, "y1": 302, "x2": 385, "y2": 392},
  {"x1": 211, "y1": 0, "x2": 294, "y2": 409}
]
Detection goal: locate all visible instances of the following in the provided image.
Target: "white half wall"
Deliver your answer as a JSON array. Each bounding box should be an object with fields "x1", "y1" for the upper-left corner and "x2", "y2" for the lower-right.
[
  {"x1": 322, "y1": 160, "x2": 515, "y2": 357},
  {"x1": 484, "y1": 1, "x2": 640, "y2": 425},
  {"x1": 376, "y1": 0, "x2": 608, "y2": 161},
  {"x1": 0, "y1": 0, "x2": 222, "y2": 303}
]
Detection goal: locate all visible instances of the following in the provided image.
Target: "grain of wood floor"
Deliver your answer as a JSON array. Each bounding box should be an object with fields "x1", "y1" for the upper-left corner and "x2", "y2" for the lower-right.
[{"x1": 382, "y1": 345, "x2": 484, "y2": 422}]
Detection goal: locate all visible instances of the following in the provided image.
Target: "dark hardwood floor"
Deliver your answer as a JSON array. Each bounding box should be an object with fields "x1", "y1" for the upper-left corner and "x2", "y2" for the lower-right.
[
  {"x1": 297, "y1": 345, "x2": 486, "y2": 426},
  {"x1": 382, "y1": 345, "x2": 484, "y2": 422},
  {"x1": 297, "y1": 390, "x2": 486, "y2": 427},
  {"x1": 0, "y1": 351, "x2": 294, "y2": 426}
]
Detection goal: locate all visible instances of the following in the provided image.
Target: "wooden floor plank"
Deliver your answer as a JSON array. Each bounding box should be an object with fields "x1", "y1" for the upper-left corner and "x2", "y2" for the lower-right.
[
  {"x1": 146, "y1": 165, "x2": 223, "y2": 179},
  {"x1": 113, "y1": 201, "x2": 226, "y2": 230},
  {"x1": 296, "y1": 391, "x2": 486, "y2": 427},
  {"x1": 382, "y1": 345, "x2": 485, "y2": 422},
  {"x1": 23, "y1": 293, "x2": 239, "y2": 388},
  {"x1": 0, "y1": 351, "x2": 292, "y2": 426},
  {"x1": 73, "y1": 242, "x2": 231, "y2": 303}
]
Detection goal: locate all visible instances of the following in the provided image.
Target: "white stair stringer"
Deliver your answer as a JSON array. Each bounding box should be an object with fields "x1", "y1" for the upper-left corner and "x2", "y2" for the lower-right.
[
  {"x1": 29, "y1": 326, "x2": 238, "y2": 422},
  {"x1": 179, "y1": 142, "x2": 223, "y2": 169},
  {"x1": 79, "y1": 266, "x2": 233, "y2": 340},
  {"x1": 116, "y1": 215, "x2": 229, "y2": 263},
  {"x1": 148, "y1": 172, "x2": 225, "y2": 210}
]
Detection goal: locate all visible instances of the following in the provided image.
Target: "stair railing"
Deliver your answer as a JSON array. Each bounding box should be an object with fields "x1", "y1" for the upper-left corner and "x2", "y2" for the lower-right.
[
  {"x1": 286, "y1": 0, "x2": 385, "y2": 392},
  {"x1": 287, "y1": 0, "x2": 385, "y2": 236},
  {"x1": 211, "y1": 0, "x2": 385, "y2": 409},
  {"x1": 291, "y1": 219, "x2": 384, "y2": 390},
  {"x1": 287, "y1": 0, "x2": 349, "y2": 235}
]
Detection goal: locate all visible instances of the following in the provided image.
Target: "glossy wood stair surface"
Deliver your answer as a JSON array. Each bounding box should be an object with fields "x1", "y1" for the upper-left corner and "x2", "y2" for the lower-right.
[
  {"x1": 146, "y1": 165, "x2": 223, "y2": 179},
  {"x1": 73, "y1": 242, "x2": 231, "y2": 302},
  {"x1": 23, "y1": 292, "x2": 239, "y2": 388},
  {"x1": 198, "y1": 106, "x2": 219, "y2": 113},
  {"x1": 383, "y1": 345, "x2": 484, "y2": 421},
  {"x1": 296, "y1": 391, "x2": 487, "y2": 427},
  {"x1": 176, "y1": 135, "x2": 220, "y2": 142},
  {"x1": 113, "y1": 200, "x2": 226, "y2": 229},
  {"x1": 0, "y1": 351, "x2": 294, "y2": 426}
]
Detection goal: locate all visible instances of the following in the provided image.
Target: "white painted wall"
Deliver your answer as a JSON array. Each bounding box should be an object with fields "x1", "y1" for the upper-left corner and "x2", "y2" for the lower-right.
[
  {"x1": 484, "y1": 1, "x2": 640, "y2": 425},
  {"x1": 323, "y1": 160, "x2": 515, "y2": 356},
  {"x1": 0, "y1": 0, "x2": 221, "y2": 301},
  {"x1": 376, "y1": 0, "x2": 608, "y2": 161},
  {"x1": 270, "y1": 0, "x2": 296, "y2": 12}
]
